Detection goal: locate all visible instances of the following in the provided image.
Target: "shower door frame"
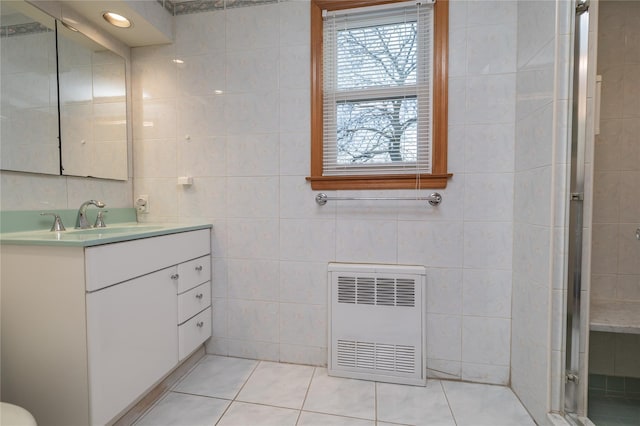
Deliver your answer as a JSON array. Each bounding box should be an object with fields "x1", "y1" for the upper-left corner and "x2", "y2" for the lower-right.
[{"x1": 564, "y1": 0, "x2": 592, "y2": 423}]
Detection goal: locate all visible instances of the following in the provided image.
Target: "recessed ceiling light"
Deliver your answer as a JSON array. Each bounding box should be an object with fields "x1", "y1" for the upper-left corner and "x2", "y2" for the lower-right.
[
  {"x1": 102, "y1": 12, "x2": 132, "y2": 28},
  {"x1": 60, "y1": 21, "x2": 79, "y2": 32}
]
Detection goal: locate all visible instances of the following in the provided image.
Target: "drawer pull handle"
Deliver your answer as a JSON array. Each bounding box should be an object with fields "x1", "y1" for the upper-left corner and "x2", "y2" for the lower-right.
[
  {"x1": 170, "y1": 273, "x2": 179, "y2": 280},
  {"x1": 196, "y1": 293, "x2": 204, "y2": 299},
  {"x1": 195, "y1": 265, "x2": 203, "y2": 272},
  {"x1": 196, "y1": 321, "x2": 204, "y2": 328}
]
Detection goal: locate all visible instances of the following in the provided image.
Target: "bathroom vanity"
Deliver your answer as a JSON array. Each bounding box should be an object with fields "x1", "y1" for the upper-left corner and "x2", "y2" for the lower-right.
[{"x1": 0, "y1": 223, "x2": 212, "y2": 425}]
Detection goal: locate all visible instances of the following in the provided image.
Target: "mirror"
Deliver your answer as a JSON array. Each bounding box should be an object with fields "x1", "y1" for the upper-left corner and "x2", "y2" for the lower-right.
[
  {"x1": 0, "y1": 0, "x2": 128, "y2": 180},
  {"x1": 0, "y1": 1, "x2": 59, "y2": 175},
  {"x1": 57, "y1": 22, "x2": 128, "y2": 180}
]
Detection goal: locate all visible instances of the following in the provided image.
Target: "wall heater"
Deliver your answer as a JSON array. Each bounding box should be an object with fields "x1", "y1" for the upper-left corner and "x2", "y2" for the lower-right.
[{"x1": 328, "y1": 263, "x2": 426, "y2": 386}]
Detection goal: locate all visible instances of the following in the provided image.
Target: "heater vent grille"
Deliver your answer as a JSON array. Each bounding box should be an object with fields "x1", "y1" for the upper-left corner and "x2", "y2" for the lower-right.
[
  {"x1": 337, "y1": 275, "x2": 416, "y2": 307},
  {"x1": 329, "y1": 263, "x2": 426, "y2": 386},
  {"x1": 337, "y1": 340, "x2": 416, "y2": 374}
]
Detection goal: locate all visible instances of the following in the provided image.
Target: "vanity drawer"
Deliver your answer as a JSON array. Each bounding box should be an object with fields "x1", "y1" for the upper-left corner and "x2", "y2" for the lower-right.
[
  {"x1": 177, "y1": 255, "x2": 211, "y2": 294},
  {"x1": 178, "y1": 307, "x2": 211, "y2": 361},
  {"x1": 178, "y1": 282, "x2": 211, "y2": 325},
  {"x1": 86, "y1": 229, "x2": 210, "y2": 292}
]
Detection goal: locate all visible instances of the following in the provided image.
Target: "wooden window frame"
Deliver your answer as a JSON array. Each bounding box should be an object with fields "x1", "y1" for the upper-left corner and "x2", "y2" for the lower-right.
[{"x1": 307, "y1": 0, "x2": 451, "y2": 190}]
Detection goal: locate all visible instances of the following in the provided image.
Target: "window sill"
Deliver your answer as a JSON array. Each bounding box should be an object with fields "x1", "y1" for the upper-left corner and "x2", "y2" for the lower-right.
[{"x1": 305, "y1": 173, "x2": 452, "y2": 190}]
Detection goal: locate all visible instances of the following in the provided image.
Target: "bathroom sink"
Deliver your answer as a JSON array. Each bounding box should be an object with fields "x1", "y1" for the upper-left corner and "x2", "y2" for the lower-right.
[{"x1": 69, "y1": 225, "x2": 164, "y2": 235}]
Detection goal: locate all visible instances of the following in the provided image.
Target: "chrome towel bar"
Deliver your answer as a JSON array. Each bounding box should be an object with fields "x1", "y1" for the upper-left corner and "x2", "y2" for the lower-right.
[{"x1": 315, "y1": 192, "x2": 442, "y2": 207}]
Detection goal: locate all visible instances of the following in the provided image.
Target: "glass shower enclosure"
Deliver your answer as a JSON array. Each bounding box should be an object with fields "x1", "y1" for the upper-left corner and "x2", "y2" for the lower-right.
[{"x1": 564, "y1": 0, "x2": 640, "y2": 425}]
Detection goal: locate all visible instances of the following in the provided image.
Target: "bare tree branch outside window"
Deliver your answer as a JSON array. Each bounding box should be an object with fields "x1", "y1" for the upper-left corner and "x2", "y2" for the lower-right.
[{"x1": 336, "y1": 21, "x2": 418, "y2": 165}]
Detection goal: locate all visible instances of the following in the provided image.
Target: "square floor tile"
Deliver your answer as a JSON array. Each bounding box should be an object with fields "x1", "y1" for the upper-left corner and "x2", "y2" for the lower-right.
[
  {"x1": 217, "y1": 401, "x2": 299, "y2": 426},
  {"x1": 236, "y1": 361, "x2": 315, "y2": 409},
  {"x1": 303, "y1": 368, "x2": 376, "y2": 420},
  {"x1": 173, "y1": 355, "x2": 257, "y2": 399},
  {"x1": 134, "y1": 392, "x2": 229, "y2": 425},
  {"x1": 297, "y1": 411, "x2": 374, "y2": 425},
  {"x1": 442, "y1": 380, "x2": 535, "y2": 426},
  {"x1": 377, "y1": 380, "x2": 456, "y2": 426}
]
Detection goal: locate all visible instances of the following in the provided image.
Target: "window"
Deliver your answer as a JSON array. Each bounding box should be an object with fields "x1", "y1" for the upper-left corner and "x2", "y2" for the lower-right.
[{"x1": 308, "y1": 0, "x2": 450, "y2": 190}]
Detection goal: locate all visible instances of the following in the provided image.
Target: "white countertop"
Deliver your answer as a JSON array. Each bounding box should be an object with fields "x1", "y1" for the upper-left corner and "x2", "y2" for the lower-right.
[
  {"x1": 590, "y1": 299, "x2": 640, "y2": 335},
  {"x1": 0, "y1": 222, "x2": 212, "y2": 247}
]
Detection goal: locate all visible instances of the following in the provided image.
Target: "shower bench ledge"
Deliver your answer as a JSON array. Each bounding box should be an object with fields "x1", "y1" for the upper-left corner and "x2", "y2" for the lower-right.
[{"x1": 590, "y1": 299, "x2": 640, "y2": 335}]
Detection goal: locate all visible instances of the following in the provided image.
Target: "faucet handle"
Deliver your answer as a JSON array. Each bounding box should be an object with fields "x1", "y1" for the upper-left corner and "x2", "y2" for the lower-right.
[
  {"x1": 94, "y1": 210, "x2": 108, "y2": 228},
  {"x1": 41, "y1": 212, "x2": 66, "y2": 232}
]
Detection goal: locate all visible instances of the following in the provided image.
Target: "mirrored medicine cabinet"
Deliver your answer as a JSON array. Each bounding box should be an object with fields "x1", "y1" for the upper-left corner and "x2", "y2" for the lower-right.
[{"x1": 0, "y1": 0, "x2": 128, "y2": 180}]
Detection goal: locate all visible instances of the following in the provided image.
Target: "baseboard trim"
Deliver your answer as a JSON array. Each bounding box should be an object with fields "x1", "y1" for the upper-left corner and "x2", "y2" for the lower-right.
[{"x1": 111, "y1": 346, "x2": 206, "y2": 426}]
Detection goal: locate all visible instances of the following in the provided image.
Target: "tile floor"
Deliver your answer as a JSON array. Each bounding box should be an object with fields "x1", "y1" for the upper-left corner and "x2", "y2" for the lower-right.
[{"x1": 134, "y1": 355, "x2": 536, "y2": 426}]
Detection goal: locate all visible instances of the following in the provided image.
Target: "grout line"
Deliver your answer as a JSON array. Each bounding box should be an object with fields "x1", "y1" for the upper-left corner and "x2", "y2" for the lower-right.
[
  {"x1": 222, "y1": 399, "x2": 301, "y2": 411},
  {"x1": 374, "y1": 381, "x2": 379, "y2": 424},
  {"x1": 300, "y1": 409, "x2": 377, "y2": 423},
  {"x1": 213, "y1": 400, "x2": 232, "y2": 426},
  {"x1": 214, "y1": 359, "x2": 261, "y2": 426},
  {"x1": 295, "y1": 366, "x2": 316, "y2": 425},
  {"x1": 233, "y1": 359, "x2": 262, "y2": 400},
  {"x1": 170, "y1": 390, "x2": 233, "y2": 401},
  {"x1": 439, "y1": 380, "x2": 459, "y2": 426}
]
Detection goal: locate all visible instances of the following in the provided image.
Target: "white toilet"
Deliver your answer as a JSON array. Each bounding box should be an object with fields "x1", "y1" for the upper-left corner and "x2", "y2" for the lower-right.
[{"x1": 0, "y1": 402, "x2": 37, "y2": 426}]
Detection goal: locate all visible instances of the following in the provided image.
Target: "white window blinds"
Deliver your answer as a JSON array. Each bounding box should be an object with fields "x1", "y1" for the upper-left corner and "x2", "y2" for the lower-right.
[{"x1": 322, "y1": 1, "x2": 434, "y2": 176}]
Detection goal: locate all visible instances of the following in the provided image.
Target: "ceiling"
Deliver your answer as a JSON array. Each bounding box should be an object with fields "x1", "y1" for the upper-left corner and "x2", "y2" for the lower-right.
[{"x1": 59, "y1": 0, "x2": 173, "y2": 47}]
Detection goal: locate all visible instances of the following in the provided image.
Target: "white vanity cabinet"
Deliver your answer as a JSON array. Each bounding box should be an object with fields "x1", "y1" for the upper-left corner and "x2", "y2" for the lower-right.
[{"x1": 0, "y1": 227, "x2": 212, "y2": 426}]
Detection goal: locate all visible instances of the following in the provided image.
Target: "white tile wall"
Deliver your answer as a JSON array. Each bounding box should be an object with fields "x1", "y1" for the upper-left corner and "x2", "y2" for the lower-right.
[
  {"x1": 426, "y1": 268, "x2": 463, "y2": 316},
  {"x1": 335, "y1": 219, "x2": 398, "y2": 264},
  {"x1": 227, "y1": 259, "x2": 280, "y2": 301},
  {"x1": 465, "y1": 24, "x2": 516, "y2": 75},
  {"x1": 129, "y1": 0, "x2": 520, "y2": 386},
  {"x1": 463, "y1": 173, "x2": 514, "y2": 221},
  {"x1": 462, "y1": 269, "x2": 511, "y2": 318},
  {"x1": 398, "y1": 221, "x2": 464, "y2": 268},
  {"x1": 462, "y1": 316, "x2": 510, "y2": 366},
  {"x1": 426, "y1": 314, "x2": 462, "y2": 364},
  {"x1": 515, "y1": 0, "x2": 557, "y2": 69},
  {"x1": 227, "y1": 299, "x2": 279, "y2": 342},
  {"x1": 510, "y1": 0, "x2": 574, "y2": 422},
  {"x1": 463, "y1": 222, "x2": 513, "y2": 270},
  {"x1": 465, "y1": 74, "x2": 516, "y2": 124},
  {"x1": 227, "y1": 218, "x2": 280, "y2": 260},
  {"x1": 279, "y1": 303, "x2": 326, "y2": 348},
  {"x1": 464, "y1": 124, "x2": 515, "y2": 173},
  {"x1": 227, "y1": 133, "x2": 279, "y2": 177}
]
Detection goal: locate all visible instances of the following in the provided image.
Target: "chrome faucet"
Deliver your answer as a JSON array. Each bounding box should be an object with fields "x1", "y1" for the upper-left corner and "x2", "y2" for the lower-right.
[{"x1": 76, "y1": 200, "x2": 106, "y2": 229}]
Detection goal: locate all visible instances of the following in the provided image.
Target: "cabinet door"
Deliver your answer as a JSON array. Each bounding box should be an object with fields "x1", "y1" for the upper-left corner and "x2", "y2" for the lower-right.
[{"x1": 86, "y1": 267, "x2": 178, "y2": 426}]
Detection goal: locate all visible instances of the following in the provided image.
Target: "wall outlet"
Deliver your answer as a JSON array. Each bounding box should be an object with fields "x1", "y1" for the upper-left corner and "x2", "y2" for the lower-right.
[{"x1": 136, "y1": 195, "x2": 149, "y2": 213}]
